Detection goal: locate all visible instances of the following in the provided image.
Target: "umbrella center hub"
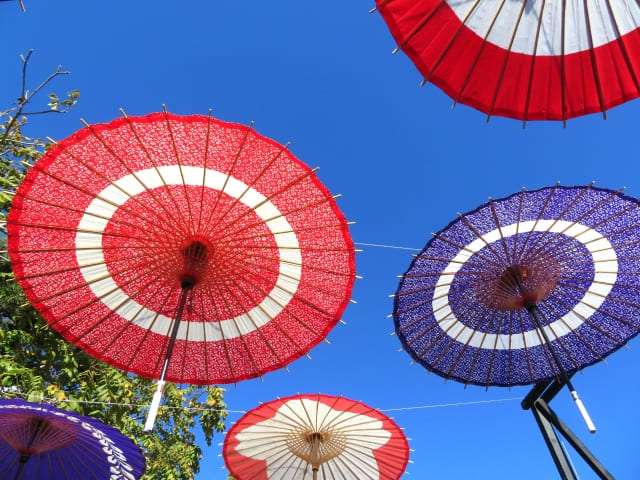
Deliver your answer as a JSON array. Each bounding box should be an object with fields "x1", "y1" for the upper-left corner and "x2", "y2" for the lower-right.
[
  {"x1": 488, "y1": 264, "x2": 560, "y2": 311},
  {"x1": 0, "y1": 415, "x2": 79, "y2": 455},
  {"x1": 287, "y1": 430, "x2": 347, "y2": 468},
  {"x1": 180, "y1": 240, "x2": 209, "y2": 287}
]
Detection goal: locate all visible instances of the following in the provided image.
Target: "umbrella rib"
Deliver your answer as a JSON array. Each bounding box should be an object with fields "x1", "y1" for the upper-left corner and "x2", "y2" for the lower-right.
[
  {"x1": 516, "y1": 310, "x2": 537, "y2": 383},
  {"x1": 214, "y1": 281, "x2": 269, "y2": 378},
  {"x1": 217, "y1": 274, "x2": 303, "y2": 366},
  {"x1": 487, "y1": 0, "x2": 529, "y2": 121},
  {"x1": 15, "y1": 160, "x2": 172, "y2": 237},
  {"x1": 489, "y1": 197, "x2": 513, "y2": 265},
  {"x1": 53, "y1": 264, "x2": 168, "y2": 342},
  {"x1": 205, "y1": 166, "x2": 320, "y2": 242},
  {"x1": 393, "y1": 287, "x2": 458, "y2": 324},
  {"x1": 202, "y1": 137, "x2": 291, "y2": 237},
  {"x1": 409, "y1": 292, "x2": 486, "y2": 352},
  {"x1": 117, "y1": 110, "x2": 190, "y2": 236},
  {"x1": 239, "y1": 254, "x2": 349, "y2": 304},
  {"x1": 455, "y1": 212, "x2": 509, "y2": 268},
  {"x1": 459, "y1": 310, "x2": 500, "y2": 386},
  {"x1": 218, "y1": 258, "x2": 333, "y2": 340},
  {"x1": 192, "y1": 289, "x2": 212, "y2": 383},
  {"x1": 13, "y1": 246, "x2": 166, "y2": 282},
  {"x1": 549, "y1": 292, "x2": 630, "y2": 348},
  {"x1": 408, "y1": 254, "x2": 497, "y2": 274},
  {"x1": 162, "y1": 106, "x2": 196, "y2": 237},
  {"x1": 603, "y1": 0, "x2": 640, "y2": 95},
  {"x1": 515, "y1": 183, "x2": 560, "y2": 263},
  {"x1": 523, "y1": 184, "x2": 621, "y2": 263},
  {"x1": 12, "y1": 191, "x2": 171, "y2": 240},
  {"x1": 201, "y1": 122, "x2": 254, "y2": 234},
  {"x1": 520, "y1": 183, "x2": 596, "y2": 264},
  {"x1": 95, "y1": 285, "x2": 173, "y2": 369},
  {"x1": 388, "y1": 0, "x2": 447, "y2": 53},
  {"x1": 541, "y1": 298, "x2": 607, "y2": 363},
  {"x1": 73, "y1": 119, "x2": 187, "y2": 237},
  {"x1": 535, "y1": 304, "x2": 582, "y2": 371},
  {"x1": 454, "y1": 0, "x2": 509, "y2": 106},
  {"x1": 529, "y1": 308, "x2": 562, "y2": 380},
  {"x1": 210, "y1": 186, "x2": 339, "y2": 248},
  {"x1": 511, "y1": 188, "x2": 525, "y2": 261},
  {"x1": 197, "y1": 280, "x2": 239, "y2": 382},
  {"x1": 582, "y1": 0, "x2": 608, "y2": 117},
  {"x1": 196, "y1": 110, "x2": 214, "y2": 233},
  {"x1": 554, "y1": 282, "x2": 640, "y2": 328},
  {"x1": 522, "y1": 0, "x2": 550, "y2": 125},
  {"x1": 434, "y1": 306, "x2": 493, "y2": 377},
  {"x1": 429, "y1": 232, "x2": 503, "y2": 269},
  {"x1": 561, "y1": 0, "x2": 568, "y2": 125},
  {"x1": 419, "y1": 0, "x2": 484, "y2": 86},
  {"x1": 484, "y1": 311, "x2": 508, "y2": 389}
]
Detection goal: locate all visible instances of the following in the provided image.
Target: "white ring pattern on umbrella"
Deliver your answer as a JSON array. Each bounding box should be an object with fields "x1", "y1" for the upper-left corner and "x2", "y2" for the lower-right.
[
  {"x1": 432, "y1": 219, "x2": 618, "y2": 350},
  {"x1": 74, "y1": 165, "x2": 303, "y2": 342},
  {"x1": 447, "y1": 0, "x2": 640, "y2": 55}
]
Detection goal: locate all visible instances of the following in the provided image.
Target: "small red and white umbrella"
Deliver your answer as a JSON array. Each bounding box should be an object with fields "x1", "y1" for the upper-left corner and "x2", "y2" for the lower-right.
[
  {"x1": 223, "y1": 394, "x2": 410, "y2": 480},
  {"x1": 7, "y1": 110, "x2": 356, "y2": 430},
  {"x1": 374, "y1": 0, "x2": 640, "y2": 122}
]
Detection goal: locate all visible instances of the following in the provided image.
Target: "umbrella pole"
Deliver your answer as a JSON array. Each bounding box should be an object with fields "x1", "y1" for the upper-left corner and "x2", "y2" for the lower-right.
[
  {"x1": 14, "y1": 455, "x2": 30, "y2": 480},
  {"x1": 524, "y1": 302, "x2": 596, "y2": 433},
  {"x1": 144, "y1": 281, "x2": 194, "y2": 432}
]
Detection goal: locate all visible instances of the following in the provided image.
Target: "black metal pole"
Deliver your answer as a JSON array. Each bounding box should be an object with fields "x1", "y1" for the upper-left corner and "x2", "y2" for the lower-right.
[{"x1": 144, "y1": 281, "x2": 193, "y2": 432}]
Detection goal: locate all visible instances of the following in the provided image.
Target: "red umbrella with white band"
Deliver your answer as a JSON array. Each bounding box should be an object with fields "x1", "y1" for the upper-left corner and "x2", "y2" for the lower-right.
[
  {"x1": 373, "y1": 0, "x2": 640, "y2": 122},
  {"x1": 223, "y1": 394, "x2": 410, "y2": 480},
  {"x1": 7, "y1": 110, "x2": 356, "y2": 430}
]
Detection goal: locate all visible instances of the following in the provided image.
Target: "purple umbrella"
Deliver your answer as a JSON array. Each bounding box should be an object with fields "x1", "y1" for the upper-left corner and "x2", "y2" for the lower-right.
[
  {"x1": 0, "y1": 398, "x2": 146, "y2": 479},
  {"x1": 393, "y1": 184, "x2": 640, "y2": 432}
]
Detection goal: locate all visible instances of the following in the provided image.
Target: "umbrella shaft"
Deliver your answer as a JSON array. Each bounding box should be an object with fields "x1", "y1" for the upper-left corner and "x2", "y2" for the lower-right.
[
  {"x1": 524, "y1": 303, "x2": 575, "y2": 391},
  {"x1": 159, "y1": 284, "x2": 192, "y2": 382}
]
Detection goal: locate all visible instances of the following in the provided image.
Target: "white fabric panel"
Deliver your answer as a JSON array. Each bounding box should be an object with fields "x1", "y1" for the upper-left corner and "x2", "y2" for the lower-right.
[{"x1": 448, "y1": 0, "x2": 640, "y2": 55}]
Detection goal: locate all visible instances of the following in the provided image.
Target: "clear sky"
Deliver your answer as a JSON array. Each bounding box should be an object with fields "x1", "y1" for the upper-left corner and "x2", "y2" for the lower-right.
[{"x1": 1, "y1": 1, "x2": 639, "y2": 479}]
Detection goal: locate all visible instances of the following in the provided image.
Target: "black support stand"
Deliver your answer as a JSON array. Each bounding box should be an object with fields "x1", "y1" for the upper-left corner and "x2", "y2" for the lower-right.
[{"x1": 521, "y1": 379, "x2": 614, "y2": 480}]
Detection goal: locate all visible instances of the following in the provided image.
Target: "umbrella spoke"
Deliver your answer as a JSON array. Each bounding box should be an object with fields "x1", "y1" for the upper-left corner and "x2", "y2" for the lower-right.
[
  {"x1": 486, "y1": 0, "x2": 529, "y2": 121},
  {"x1": 522, "y1": 0, "x2": 549, "y2": 125},
  {"x1": 204, "y1": 163, "x2": 320, "y2": 243},
  {"x1": 388, "y1": 0, "x2": 447, "y2": 53},
  {"x1": 50, "y1": 134, "x2": 186, "y2": 240},
  {"x1": 523, "y1": 185, "x2": 622, "y2": 263},
  {"x1": 201, "y1": 122, "x2": 254, "y2": 235},
  {"x1": 115, "y1": 111, "x2": 191, "y2": 237},
  {"x1": 418, "y1": 0, "x2": 484, "y2": 87}
]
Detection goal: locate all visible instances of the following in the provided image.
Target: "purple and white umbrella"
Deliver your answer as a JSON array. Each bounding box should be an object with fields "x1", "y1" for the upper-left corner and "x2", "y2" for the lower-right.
[
  {"x1": 0, "y1": 398, "x2": 146, "y2": 479},
  {"x1": 393, "y1": 184, "x2": 640, "y2": 431}
]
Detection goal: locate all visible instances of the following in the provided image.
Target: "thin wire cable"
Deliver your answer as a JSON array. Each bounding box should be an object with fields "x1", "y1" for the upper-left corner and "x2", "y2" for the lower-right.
[
  {"x1": 354, "y1": 242, "x2": 421, "y2": 251},
  {"x1": 0, "y1": 388, "x2": 521, "y2": 415}
]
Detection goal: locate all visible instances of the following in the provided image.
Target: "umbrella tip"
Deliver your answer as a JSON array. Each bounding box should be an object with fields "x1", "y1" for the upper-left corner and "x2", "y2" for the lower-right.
[
  {"x1": 349, "y1": 298, "x2": 357, "y2": 304},
  {"x1": 369, "y1": 6, "x2": 377, "y2": 13},
  {"x1": 390, "y1": 331, "x2": 397, "y2": 336},
  {"x1": 339, "y1": 319, "x2": 347, "y2": 325}
]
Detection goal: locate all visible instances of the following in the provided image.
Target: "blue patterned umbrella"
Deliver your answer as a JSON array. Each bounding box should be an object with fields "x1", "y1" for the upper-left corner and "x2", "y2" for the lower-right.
[
  {"x1": 394, "y1": 185, "x2": 640, "y2": 429},
  {"x1": 0, "y1": 398, "x2": 146, "y2": 480}
]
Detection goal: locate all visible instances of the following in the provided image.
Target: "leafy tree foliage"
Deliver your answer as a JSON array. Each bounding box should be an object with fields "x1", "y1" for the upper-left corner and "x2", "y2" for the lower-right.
[{"x1": 0, "y1": 52, "x2": 228, "y2": 479}]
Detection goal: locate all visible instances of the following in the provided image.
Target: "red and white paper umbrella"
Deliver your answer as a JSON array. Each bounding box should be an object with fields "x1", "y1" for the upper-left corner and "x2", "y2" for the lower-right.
[
  {"x1": 374, "y1": 0, "x2": 640, "y2": 122},
  {"x1": 223, "y1": 394, "x2": 410, "y2": 480},
  {"x1": 7, "y1": 111, "x2": 356, "y2": 430}
]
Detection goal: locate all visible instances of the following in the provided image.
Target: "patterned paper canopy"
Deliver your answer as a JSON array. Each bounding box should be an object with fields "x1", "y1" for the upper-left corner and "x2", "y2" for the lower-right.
[
  {"x1": 394, "y1": 185, "x2": 640, "y2": 386},
  {"x1": 224, "y1": 394, "x2": 409, "y2": 480},
  {"x1": 375, "y1": 0, "x2": 640, "y2": 121},
  {"x1": 0, "y1": 398, "x2": 145, "y2": 479},
  {"x1": 7, "y1": 111, "x2": 356, "y2": 385}
]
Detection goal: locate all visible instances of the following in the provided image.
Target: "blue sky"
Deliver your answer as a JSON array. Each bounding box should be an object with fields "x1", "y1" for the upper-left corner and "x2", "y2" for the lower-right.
[{"x1": 1, "y1": 1, "x2": 639, "y2": 478}]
